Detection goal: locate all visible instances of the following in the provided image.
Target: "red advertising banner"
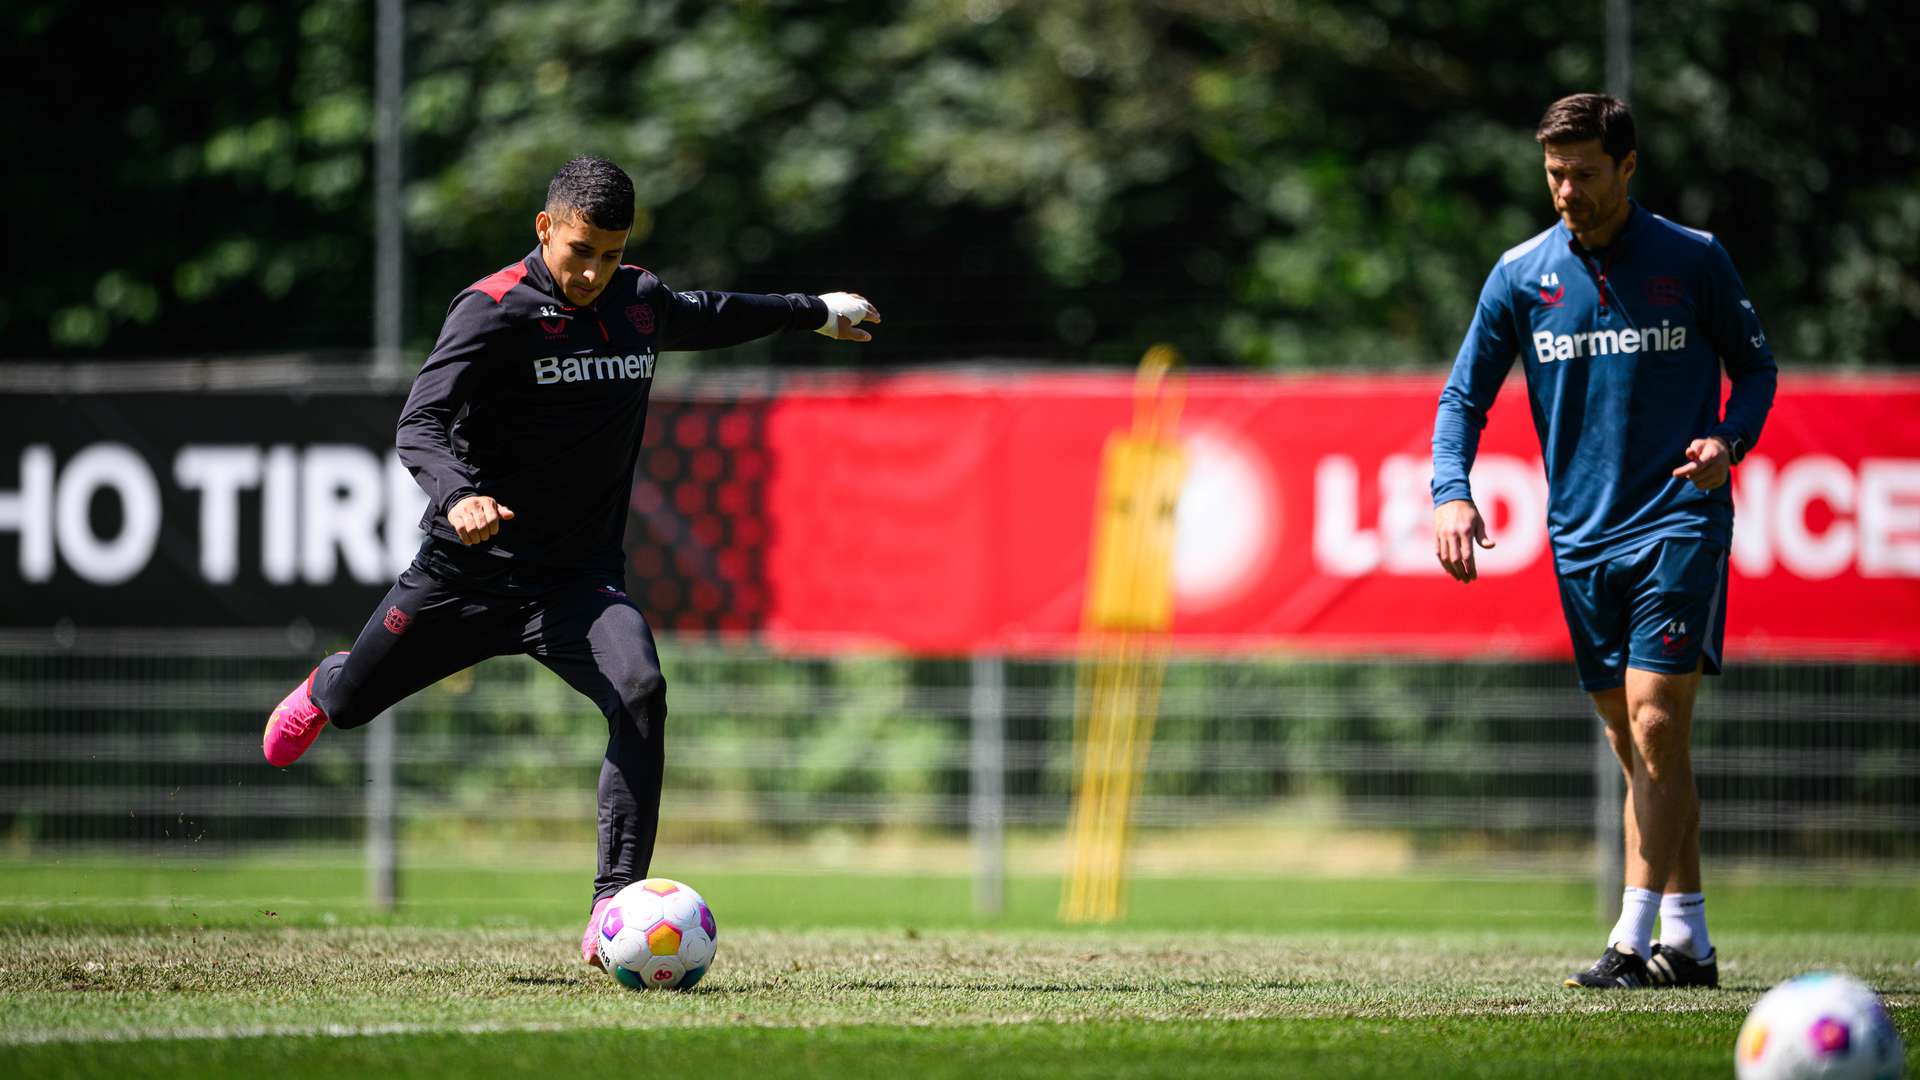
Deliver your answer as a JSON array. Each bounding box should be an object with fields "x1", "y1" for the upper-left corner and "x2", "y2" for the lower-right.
[{"x1": 760, "y1": 371, "x2": 1920, "y2": 659}]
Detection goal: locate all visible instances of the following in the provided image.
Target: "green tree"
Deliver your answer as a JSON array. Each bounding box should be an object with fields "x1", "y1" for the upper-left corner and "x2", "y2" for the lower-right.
[{"x1": 5, "y1": 0, "x2": 1915, "y2": 367}]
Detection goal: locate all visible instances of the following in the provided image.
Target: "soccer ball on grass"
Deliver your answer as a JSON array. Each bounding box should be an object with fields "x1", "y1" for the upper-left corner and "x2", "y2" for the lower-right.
[
  {"x1": 596, "y1": 878, "x2": 717, "y2": 990},
  {"x1": 1736, "y1": 972, "x2": 1904, "y2": 1080}
]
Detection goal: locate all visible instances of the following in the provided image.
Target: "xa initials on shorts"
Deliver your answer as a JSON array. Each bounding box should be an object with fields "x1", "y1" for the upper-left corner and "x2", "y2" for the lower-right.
[{"x1": 1555, "y1": 538, "x2": 1728, "y2": 691}]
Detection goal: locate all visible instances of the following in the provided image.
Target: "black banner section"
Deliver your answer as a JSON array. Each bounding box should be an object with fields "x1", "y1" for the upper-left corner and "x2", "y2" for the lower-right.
[
  {"x1": 0, "y1": 388, "x2": 770, "y2": 634},
  {"x1": 1, "y1": 392, "x2": 418, "y2": 632}
]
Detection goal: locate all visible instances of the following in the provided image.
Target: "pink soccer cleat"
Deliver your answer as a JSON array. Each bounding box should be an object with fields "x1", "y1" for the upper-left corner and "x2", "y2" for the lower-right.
[
  {"x1": 262, "y1": 659, "x2": 337, "y2": 767},
  {"x1": 582, "y1": 895, "x2": 614, "y2": 969}
]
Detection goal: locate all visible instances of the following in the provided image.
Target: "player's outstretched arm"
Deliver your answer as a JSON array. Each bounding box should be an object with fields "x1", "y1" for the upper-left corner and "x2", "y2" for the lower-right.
[
  {"x1": 656, "y1": 285, "x2": 879, "y2": 351},
  {"x1": 1434, "y1": 499, "x2": 1497, "y2": 584},
  {"x1": 812, "y1": 292, "x2": 883, "y2": 342}
]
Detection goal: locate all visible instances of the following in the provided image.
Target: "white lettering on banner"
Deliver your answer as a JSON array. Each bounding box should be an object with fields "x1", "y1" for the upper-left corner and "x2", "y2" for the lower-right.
[
  {"x1": 1729, "y1": 457, "x2": 1774, "y2": 574},
  {"x1": 53, "y1": 444, "x2": 162, "y2": 585},
  {"x1": 1731, "y1": 455, "x2": 1920, "y2": 580},
  {"x1": 301, "y1": 446, "x2": 389, "y2": 585},
  {"x1": 1861, "y1": 459, "x2": 1920, "y2": 576},
  {"x1": 1771, "y1": 454, "x2": 1856, "y2": 581},
  {"x1": 0, "y1": 445, "x2": 56, "y2": 582},
  {"x1": 1, "y1": 443, "x2": 434, "y2": 589},
  {"x1": 1459, "y1": 456, "x2": 1549, "y2": 574},
  {"x1": 262, "y1": 446, "x2": 299, "y2": 585},
  {"x1": 175, "y1": 446, "x2": 262, "y2": 584},
  {"x1": 1379, "y1": 455, "x2": 1443, "y2": 574},
  {"x1": 1314, "y1": 453, "x2": 1546, "y2": 577},
  {"x1": 1311, "y1": 452, "x2": 1920, "y2": 582},
  {"x1": 1313, "y1": 456, "x2": 1380, "y2": 576}
]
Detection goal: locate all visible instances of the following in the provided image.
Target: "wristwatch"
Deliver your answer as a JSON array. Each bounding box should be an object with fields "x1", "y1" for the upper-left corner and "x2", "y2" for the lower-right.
[{"x1": 1716, "y1": 434, "x2": 1746, "y2": 466}]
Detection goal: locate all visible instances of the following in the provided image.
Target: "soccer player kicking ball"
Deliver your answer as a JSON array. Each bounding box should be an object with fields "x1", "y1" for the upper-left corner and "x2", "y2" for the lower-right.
[
  {"x1": 262, "y1": 156, "x2": 879, "y2": 967},
  {"x1": 1430, "y1": 95, "x2": 1776, "y2": 990}
]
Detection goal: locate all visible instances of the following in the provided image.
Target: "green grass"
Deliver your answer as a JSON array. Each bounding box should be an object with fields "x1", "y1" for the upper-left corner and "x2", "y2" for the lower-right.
[{"x1": 2, "y1": 859, "x2": 1916, "y2": 1078}]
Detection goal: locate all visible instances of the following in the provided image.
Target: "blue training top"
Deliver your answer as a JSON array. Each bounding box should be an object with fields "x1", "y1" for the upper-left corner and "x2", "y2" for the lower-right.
[{"x1": 1430, "y1": 201, "x2": 1778, "y2": 572}]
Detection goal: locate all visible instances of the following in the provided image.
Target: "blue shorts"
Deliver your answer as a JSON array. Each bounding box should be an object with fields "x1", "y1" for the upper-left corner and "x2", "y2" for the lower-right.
[{"x1": 1555, "y1": 538, "x2": 1728, "y2": 692}]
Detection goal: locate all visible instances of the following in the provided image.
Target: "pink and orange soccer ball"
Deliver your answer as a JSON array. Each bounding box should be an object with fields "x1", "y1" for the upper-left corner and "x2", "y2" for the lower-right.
[
  {"x1": 596, "y1": 878, "x2": 718, "y2": 990},
  {"x1": 1736, "y1": 973, "x2": 1904, "y2": 1080}
]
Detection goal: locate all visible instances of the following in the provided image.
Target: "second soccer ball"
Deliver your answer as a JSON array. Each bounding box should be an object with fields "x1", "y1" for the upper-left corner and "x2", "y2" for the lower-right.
[{"x1": 1735, "y1": 972, "x2": 1904, "y2": 1080}]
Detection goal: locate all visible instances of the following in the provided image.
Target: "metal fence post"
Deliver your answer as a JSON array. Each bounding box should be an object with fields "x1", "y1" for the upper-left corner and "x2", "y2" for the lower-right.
[
  {"x1": 970, "y1": 654, "x2": 1006, "y2": 917},
  {"x1": 1594, "y1": 727, "x2": 1623, "y2": 923},
  {"x1": 367, "y1": 0, "x2": 405, "y2": 913},
  {"x1": 1605, "y1": 0, "x2": 1633, "y2": 104},
  {"x1": 372, "y1": 0, "x2": 406, "y2": 384},
  {"x1": 368, "y1": 706, "x2": 398, "y2": 912}
]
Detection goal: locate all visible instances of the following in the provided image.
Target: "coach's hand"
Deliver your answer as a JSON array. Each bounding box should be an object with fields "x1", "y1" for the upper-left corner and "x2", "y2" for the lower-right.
[
  {"x1": 1672, "y1": 436, "x2": 1732, "y2": 491},
  {"x1": 814, "y1": 292, "x2": 881, "y2": 342},
  {"x1": 1434, "y1": 499, "x2": 1496, "y2": 584},
  {"x1": 448, "y1": 495, "x2": 514, "y2": 545}
]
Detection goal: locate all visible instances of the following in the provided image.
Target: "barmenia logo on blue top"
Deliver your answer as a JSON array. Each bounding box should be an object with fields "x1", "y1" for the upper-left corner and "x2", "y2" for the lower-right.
[{"x1": 1532, "y1": 322, "x2": 1689, "y2": 364}]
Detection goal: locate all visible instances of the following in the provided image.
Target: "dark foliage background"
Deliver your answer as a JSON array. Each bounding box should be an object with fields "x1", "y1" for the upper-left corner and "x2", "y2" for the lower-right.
[{"x1": 7, "y1": 0, "x2": 1916, "y2": 367}]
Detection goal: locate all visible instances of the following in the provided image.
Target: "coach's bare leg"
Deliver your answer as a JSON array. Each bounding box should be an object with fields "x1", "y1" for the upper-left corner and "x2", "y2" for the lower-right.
[
  {"x1": 1590, "y1": 686, "x2": 1637, "y2": 866},
  {"x1": 1668, "y1": 762, "x2": 1702, "y2": 896},
  {"x1": 1622, "y1": 666, "x2": 1702, "y2": 893},
  {"x1": 1591, "y1": 674, "x2": 1702, "y2": 894}
]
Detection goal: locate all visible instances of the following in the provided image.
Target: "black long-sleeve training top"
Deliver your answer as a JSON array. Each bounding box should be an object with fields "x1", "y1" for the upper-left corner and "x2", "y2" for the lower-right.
[{"x1": 395, "y1": 248, "x2": 828, "y2": 574}]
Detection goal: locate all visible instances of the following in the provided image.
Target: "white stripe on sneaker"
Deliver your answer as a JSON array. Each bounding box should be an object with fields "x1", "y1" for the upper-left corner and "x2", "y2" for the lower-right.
[{"x1": 1649, "y1": 952, "x2": 1674, "y2": 984}]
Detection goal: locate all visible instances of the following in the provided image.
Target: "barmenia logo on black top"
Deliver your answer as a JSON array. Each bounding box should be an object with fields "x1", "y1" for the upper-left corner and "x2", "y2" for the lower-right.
[{"x1": 533, "y1": 353, "x2": 657, "y2": 384}]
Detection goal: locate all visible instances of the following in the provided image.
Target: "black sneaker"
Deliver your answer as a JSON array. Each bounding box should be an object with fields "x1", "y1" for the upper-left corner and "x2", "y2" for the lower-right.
[
  {"x1": 1647, "y1": 942, "x2": 1719, "y2": 988},
  {"x1": 1564, "y1": 943, "x2": 1651, "y2": 989}
]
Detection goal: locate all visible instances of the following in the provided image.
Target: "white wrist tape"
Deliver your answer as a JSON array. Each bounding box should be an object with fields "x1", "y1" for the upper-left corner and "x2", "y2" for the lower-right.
[{"x1": 816, "y1": 292, "x2": 869, "y2": 333}]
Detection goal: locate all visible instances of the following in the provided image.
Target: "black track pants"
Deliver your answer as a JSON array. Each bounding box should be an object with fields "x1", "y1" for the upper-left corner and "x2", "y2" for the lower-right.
[{"x1": 310, "y1": 539, "x2": 667, "y2": 911}]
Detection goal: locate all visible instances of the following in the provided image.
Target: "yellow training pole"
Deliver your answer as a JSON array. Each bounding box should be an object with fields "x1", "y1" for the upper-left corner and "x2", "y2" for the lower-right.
[{"x1": 1062, "y1": 346, "x2": 1186, "y2": 922}]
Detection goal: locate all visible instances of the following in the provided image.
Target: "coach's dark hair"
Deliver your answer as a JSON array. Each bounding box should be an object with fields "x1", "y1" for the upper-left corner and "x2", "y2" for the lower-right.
[
  {"x1": 545, "y1": 156, "x2": 635, "y2": 231},
  {"x1": 1535, "y1": 94, "x2": 1636, "y2": 164}
]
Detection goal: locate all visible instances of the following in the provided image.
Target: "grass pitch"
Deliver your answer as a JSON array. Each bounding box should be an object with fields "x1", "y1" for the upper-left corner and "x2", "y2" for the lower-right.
[{"x1": 1, "y1": 860, "x2": 1915, "y2": 1078}]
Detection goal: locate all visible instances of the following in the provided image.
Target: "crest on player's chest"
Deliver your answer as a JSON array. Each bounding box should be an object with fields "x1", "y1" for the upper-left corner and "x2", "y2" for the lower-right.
[{"x1": 533, "y1": 304, "x2": 573, "y2": 344}]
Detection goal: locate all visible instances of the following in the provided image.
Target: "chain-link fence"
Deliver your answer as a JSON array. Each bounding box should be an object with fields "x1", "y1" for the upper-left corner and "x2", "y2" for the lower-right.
[{"x1": 3, "y1": 628, "x2": 1914, "y2": 896}]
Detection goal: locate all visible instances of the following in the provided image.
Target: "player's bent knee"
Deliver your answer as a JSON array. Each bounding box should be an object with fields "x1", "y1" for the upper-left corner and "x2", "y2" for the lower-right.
[{"x1": 614, "y1": 667, "x2": 668, "y2": 728}]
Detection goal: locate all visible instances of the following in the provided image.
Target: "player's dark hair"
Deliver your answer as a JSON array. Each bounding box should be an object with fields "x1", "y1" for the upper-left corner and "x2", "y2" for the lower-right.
[
  {"x1": 545, "y1": 156, "x2": 635, "y2": 232},
  {"x1": 1535, "y1": 94, "x2": 1636, "y2": 164}
]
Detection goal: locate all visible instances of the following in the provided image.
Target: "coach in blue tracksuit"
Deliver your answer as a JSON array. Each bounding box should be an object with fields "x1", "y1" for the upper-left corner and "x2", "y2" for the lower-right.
[{"x1": 1430, "y1": 94, "x2": 1776, "y2": 990}]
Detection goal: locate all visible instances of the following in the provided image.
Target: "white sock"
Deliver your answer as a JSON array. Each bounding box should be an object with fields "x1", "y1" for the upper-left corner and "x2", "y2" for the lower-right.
[
  {"x1": 1659, "y1": 892, "x2": 1711, "y2": 959},
  {"x1": 1608, "y1": 887, "x2": 1660, "y2": 956}
]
